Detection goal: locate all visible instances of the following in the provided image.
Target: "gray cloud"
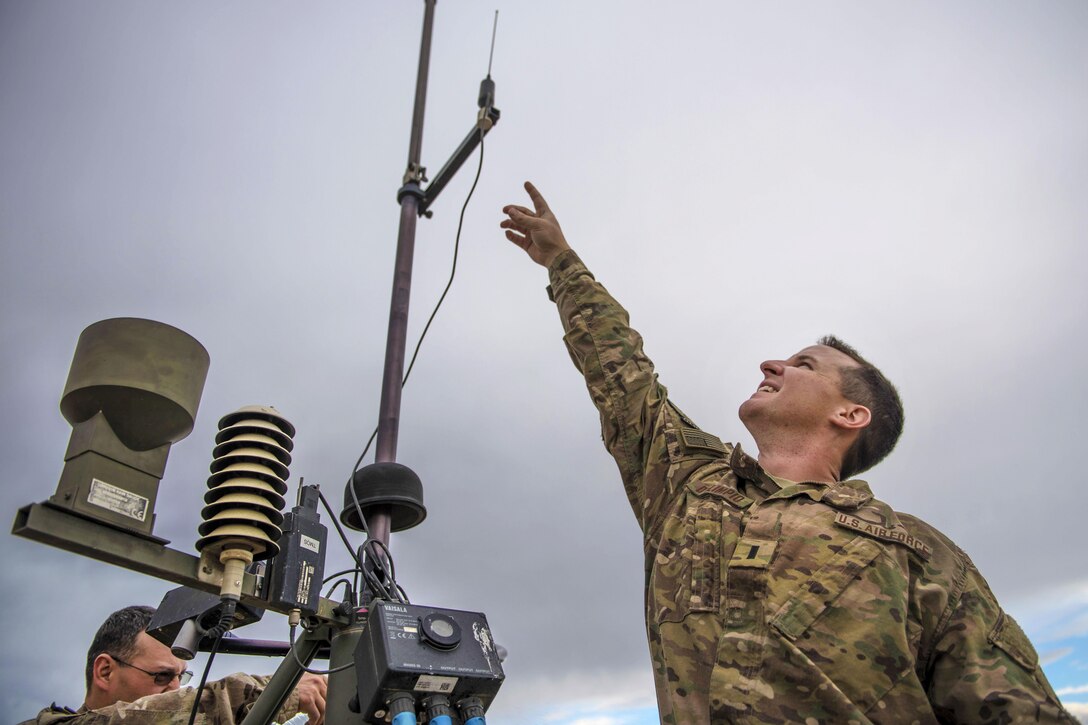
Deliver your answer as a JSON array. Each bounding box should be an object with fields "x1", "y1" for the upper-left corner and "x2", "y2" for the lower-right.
[{"x1": 3, "y1": 1, "x2": 1087, "y2": 721}]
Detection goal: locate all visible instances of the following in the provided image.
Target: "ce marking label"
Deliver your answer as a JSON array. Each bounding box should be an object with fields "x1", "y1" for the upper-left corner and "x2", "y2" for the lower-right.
[{"x1": 389, "y1": 631, "x2": 417, "y2": 640}]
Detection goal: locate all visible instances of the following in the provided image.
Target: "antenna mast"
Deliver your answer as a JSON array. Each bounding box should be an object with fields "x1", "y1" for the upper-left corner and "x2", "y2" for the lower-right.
[
  {"x1": 370, "y1": 0, "x2": 500, "y2": 548},
  {"x1": 370, "y1": 0, "x2": 437, "y2": 548}
]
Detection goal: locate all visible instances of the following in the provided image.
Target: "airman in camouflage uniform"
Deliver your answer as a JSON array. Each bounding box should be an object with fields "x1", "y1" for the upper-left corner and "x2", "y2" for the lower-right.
[
  {"x1": 20, "y1": 605, "x2": 325, "y2": 725},
  {"x1": 24, "y1": 673, "x2": 304, "y2": 725},
  {"x1": 501, "y1": 182, "x2": 1075, "y2": 724}
]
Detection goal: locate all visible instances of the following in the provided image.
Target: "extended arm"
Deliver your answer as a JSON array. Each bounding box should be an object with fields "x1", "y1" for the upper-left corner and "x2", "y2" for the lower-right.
[{"x1": 501, "y1": 183, "x2": 674, "y2": 530}]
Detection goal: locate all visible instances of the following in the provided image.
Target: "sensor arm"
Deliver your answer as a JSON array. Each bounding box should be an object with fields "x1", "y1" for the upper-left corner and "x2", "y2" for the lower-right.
[
  {"x1": 418, "y1": 106, "x2": 501, "y2": 217},
  {"x1": 11, "y1": 502, "x2": 349, "y2": 622}
]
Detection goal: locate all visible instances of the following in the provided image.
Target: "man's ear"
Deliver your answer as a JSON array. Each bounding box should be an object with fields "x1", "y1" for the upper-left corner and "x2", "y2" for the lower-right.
[
  {"x1": 91, "y1": 653, "x2": 115, "y2": 692},
  {"x1": 833, "y1": 403, "x2": 871, "y2": 431}
]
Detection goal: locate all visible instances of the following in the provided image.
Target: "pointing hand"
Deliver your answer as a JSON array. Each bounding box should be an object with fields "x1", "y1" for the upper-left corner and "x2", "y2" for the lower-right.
[{"x1": 500, "y1": 181, "x2": 571, "y2": 267}]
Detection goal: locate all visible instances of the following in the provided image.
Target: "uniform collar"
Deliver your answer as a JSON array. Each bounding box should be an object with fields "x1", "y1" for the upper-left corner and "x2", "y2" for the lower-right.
[
  {"x1": 729, "y1": 444, "x2": 779, "y2": 498},
  {"x1": 729, "y1": 444, "x2": 875, "y2": 510},
  {"x1": 818, "y1": 479, "x2": 875, "y2": 509}
]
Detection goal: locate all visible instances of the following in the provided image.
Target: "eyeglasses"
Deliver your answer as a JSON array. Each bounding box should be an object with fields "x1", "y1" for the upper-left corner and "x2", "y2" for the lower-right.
[{"x1": 111, "y1": 655, "x2": 193, "y2": 686}]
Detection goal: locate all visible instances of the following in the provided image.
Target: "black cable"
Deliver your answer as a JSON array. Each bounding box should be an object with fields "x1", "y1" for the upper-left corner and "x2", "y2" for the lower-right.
[
  {"x1": 315, "y1": 489, "x2": 373, "y2": 607},
  {"x1": 342, "y1": 467, "x2": 401, "y2": 602},
  {"x1": 323, "y1": 578, "x2": 354, "y2": 600},
  {"x1": 322, "y1": 568, "x2": 362, "y2": 585},
  {"x1": 317, "y1": 488, "x2": 364, "y2": 570},
  {"x1": 344, "y1": 428, "x2": 378, "y2": 536},
  {"x1": 202, "y1": 599, "x2": 237, "y2": 641},
  {"x1": 317, "y1": 486, "x2": 372, "y2": 607},
  {"x1": 348, "y1": 471, "x2": 376, "y2": 552},
  {"x1": 362, "y1": 538, "x2": 401, "y2": 601},
  {"x1": 287, "y1": 624, "x2": 357, "y2": 675},
  {"x1": 356, "y1": 542, "x2": 394, "y2": 601},
  {"x1": 400, "y1": 128, "x2": 485, "y2": 391},
  {"x1": 186, "y1": 629, "x2": 226, "y2": 725}
]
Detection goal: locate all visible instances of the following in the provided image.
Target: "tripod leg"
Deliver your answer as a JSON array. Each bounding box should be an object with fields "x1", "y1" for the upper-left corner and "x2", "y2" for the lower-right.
[{"x1": 242, "y1": 629, "x2": 323, "y2": 725}]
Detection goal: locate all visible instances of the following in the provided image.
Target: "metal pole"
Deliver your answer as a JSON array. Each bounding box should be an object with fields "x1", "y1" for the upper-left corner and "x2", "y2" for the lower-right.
[
  {"x1": 405, "y1": 0, "x2": 435, "y2": 175},
  {"x1": 371, "y1": 0, "x2": 436, "y2": 548},
  {"x1": 326, "y1": 619, "x2": 367, "y2": 723}
]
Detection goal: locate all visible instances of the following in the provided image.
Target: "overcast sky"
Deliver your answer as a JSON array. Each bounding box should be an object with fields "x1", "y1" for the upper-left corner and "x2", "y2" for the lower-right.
[{"x1": 2, "y1": 2, "x2": 1086, "y2": 723}]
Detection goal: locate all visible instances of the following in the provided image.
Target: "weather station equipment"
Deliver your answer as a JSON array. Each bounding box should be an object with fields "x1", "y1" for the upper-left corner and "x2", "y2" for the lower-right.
[{"x1": 11, "y1": 3, "x2": 505, "y2": 723}]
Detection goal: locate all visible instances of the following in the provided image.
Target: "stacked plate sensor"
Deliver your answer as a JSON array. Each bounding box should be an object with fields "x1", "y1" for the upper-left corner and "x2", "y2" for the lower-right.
[{"x1": 197, "y1": 406, "x2": 294, "y2": 590}]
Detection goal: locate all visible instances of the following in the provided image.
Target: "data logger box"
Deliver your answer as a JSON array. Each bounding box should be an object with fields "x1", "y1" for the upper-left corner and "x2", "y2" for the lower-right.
[{"x1": 354, "y1": 600, "x2": 504, "y2": 720}]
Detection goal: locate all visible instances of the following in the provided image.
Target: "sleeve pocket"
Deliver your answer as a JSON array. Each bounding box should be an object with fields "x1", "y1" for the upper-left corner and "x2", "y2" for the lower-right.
[
  {"x1": 689, "y1": 500, "x2": 722, "y2": 611},
  {"x1": 652, "y1": 495, "x2": 722, "y2": 623}
]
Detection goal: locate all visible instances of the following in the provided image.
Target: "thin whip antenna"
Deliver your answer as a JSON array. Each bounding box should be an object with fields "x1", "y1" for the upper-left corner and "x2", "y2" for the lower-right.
[{"x1": 487, "y1": 10, "x2": 499, "y2": 77}]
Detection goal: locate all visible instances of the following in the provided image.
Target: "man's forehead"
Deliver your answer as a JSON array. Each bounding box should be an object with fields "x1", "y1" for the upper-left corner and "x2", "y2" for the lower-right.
[
  {"x1": 789, "y1": 344, "x2": 859, "y2": 369},
  {"x1": 136, "y1": 631, "x2": 183, "y2": 668}
]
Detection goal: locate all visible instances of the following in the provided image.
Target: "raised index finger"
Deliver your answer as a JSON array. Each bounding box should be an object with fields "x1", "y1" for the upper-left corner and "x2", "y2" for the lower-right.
[{"x1": 524, "y1": 181, "x2": 550, "y2": 215}]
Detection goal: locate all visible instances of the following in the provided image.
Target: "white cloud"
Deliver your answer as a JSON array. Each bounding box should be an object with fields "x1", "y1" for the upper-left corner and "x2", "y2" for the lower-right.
[
  {"x1": 1058, "y1": 684, "x2": 1088, "y2": 696},
  {"x1": 1064, "y1": 700, "x2": 1088, "y2": 723}
]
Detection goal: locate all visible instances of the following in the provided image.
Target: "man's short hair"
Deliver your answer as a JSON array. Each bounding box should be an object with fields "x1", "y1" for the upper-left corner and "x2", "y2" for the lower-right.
[
  {"x1": 84, "y1": 605, "x2": 155, "y2": 691},
  {"x1": 818, "y1": 335, "x2": 904, "y2": 480}
]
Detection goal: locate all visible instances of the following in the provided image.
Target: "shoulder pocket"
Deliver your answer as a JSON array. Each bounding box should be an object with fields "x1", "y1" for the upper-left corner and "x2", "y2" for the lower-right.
[{"x1": 989, "y1": 611, "x2": 1038, "y2": 672}]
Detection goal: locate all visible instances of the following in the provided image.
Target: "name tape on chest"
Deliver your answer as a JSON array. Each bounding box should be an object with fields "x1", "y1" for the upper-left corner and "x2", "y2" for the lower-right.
[{"x1": 834, "y1": 513, "x2": 932, "y2": 560}]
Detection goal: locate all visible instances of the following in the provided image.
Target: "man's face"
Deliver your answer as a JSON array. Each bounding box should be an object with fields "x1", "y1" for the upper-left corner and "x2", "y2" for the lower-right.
[
  {"x1": 738, "y1": 344, "x2": 860, "y2": 435},
  {"x1": 103, "y1": 632, "x2": 188, "y2": 705}
]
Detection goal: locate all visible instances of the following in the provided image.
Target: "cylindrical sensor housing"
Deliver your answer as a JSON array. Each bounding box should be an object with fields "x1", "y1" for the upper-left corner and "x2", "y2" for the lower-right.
[{"x1": 61, "y1": 318, "x2": 209, "y2": 450}]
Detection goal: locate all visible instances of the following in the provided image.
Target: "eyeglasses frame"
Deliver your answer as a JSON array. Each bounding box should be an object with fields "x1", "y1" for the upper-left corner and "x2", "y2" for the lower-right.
[{"x1": 110, "y1": 654, "x2": 193, "y2": 687}]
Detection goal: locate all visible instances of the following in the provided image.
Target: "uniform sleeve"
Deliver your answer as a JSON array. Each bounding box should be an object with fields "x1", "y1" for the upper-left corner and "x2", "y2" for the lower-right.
[
  {"x1": 547, "y1": 250, "x2": 671, "y2": 529},
  {"x1": 925, "y1": 561, "x2": 1076, "y2": 724},
  {"x1": 78, "y1": 673, "x2": 302, "y2": 725}
]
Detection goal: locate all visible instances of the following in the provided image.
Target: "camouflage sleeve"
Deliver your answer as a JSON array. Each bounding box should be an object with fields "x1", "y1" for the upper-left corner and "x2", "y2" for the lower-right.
[
  {"x1": 73, "y1": 673, "x2": 302, "y2": 725},
  {"x1": 547, "y1": 250, "x2": 669, "y2": 528},
  {"x1": 925, "y1": 561, "x2": 1076, "y2": 723}
]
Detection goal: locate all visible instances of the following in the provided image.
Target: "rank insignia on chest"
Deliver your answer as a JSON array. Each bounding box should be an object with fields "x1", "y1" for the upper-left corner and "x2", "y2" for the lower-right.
[{"x1": 728, "y1": 537, "x2": 778, "y2": 568}]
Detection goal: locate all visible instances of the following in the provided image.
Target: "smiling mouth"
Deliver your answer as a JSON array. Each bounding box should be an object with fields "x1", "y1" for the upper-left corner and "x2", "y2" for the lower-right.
[{"x1": 757, "y1": 385, "x2": 777, "y2": 394}]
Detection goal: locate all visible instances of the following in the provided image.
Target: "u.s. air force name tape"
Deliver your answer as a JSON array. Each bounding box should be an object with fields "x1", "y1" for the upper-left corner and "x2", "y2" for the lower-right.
[{"x1": 834, "y1": 512, "x2": 932, "y2": 560}]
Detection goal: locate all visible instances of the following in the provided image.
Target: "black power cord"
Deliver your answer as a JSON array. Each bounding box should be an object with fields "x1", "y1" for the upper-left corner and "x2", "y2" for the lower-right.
[{"x1": 185, "y1": 629, "x2": 227, "y2": 725}]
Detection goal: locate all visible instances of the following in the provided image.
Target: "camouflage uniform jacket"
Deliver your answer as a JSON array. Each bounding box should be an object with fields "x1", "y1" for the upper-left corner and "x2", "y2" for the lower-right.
[
  {"x1": 19, "y1": 673, "x2": 302, "y2": 725},
  {"x1": 546, "y1": 250, "x2": 1074, "y2": 724}
]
